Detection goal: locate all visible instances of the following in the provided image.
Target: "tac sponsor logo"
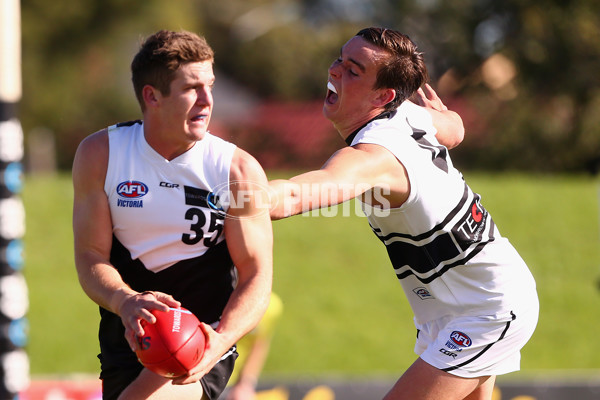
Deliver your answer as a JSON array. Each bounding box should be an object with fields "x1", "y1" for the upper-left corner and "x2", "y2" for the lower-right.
[
  {"x1": 453, "y1": 195, "x2": 489, "y2": 247},
  {"x1": 449, "y1": 331, "x2": 472, "y2": 348},
  {"x1": 413, "y1": 287, "x2": 434, "y2": 300},
  {"x1": 117, "y1": 181, "x2": 148, "y2": 198}
]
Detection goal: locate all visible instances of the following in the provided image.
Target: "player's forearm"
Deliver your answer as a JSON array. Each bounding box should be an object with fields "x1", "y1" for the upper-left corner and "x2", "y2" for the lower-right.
[
  {"x1": 75, "y1": 252, "x2": 135, "y2": 315},
  {"x1": 269, "y1": 177, "x2": 351, "y2": 219},
  {"x1": 269, "y1": 179, "x2": 303, "y2": 219},
  {"x1": 432, "y1": 109, "x2": 464, "y2": 149},
  {"x1": 221, "y1": 202, "x2": 273, "y2": 346}
]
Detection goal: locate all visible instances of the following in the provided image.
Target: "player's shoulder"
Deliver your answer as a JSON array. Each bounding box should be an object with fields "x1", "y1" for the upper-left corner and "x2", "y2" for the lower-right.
[
  {"x1": 75, "y1": 128, "x2": 109, "y2": 161},
  {"x1": 72, "y1": 128, "x2": 109, "y2": 187},
  {"x1": 229, "y1": 147, "x2": 267, "y2": 183}
]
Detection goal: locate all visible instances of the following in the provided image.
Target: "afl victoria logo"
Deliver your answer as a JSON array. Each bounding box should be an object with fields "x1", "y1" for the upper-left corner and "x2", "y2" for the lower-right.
[
  {"x1": 117, "y1": 181, "x2": 149, "y2": 198},
  {"x1": 450, "y1": 331, "x2": 472, "y2": 348}
]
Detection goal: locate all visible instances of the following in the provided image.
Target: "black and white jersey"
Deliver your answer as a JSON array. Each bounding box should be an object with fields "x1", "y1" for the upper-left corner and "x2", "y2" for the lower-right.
[
  {"x1": 99, "y1": 121, "x2": 237, "y2": 373},
  {"x1": 352, "y1": 102, "x2": 537, "y2": 324}
]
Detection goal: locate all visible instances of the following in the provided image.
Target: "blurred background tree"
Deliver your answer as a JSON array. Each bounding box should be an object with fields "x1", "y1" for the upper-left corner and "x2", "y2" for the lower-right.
[{"x1": 18, "y1": 0, "x2": 600, "y2": 172}]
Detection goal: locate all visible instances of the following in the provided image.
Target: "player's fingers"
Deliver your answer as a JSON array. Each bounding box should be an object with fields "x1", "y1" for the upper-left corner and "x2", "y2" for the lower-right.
[
  {"x1": 423, "y1": 84, "x2": 449, "y2": 111},
  {"x1": 423, "y1": 83, "x2": 436, "y2": 99},
  {"x1": 151, "y1": 291, "x2": 181, "y2": 309},
  {"x1": 138, "y1": 307, "x2": 157, "y2": 324},
  {"x1": 139, "y1": 290, "x2": 180, "y2": 311},
  {"x1": 122, "y1": 291, "x2": 165, "y2": 316},
  {"x1": 124, "y1": 327, "x2": 140, "y2": 351},
  {"x1": 414, "y1": 87, "x2": 427, "y2": 106},
  {"x1": 172, "y1": 371, "x2": 205, "y2": 386},
  {"x1": 198, "y1": 321, "x2": 215, "y2": 335}
]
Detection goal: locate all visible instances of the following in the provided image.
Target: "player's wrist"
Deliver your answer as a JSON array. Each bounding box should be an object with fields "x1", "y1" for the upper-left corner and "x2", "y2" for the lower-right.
[{"x1": 109, "y1": 287, "x2": 136, "y2": 316}]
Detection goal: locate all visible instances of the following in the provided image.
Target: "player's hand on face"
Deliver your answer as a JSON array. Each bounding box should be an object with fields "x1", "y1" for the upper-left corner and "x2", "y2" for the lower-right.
[
  {"x1": 413, "y1": 83, "x2": 448, "y2": 111},
  {"x1": 118, "y1": 291, "x2": 181, "y2": 351},
  {"x1": 172, "y1": 322, "x2": 226, "y2": 385}
]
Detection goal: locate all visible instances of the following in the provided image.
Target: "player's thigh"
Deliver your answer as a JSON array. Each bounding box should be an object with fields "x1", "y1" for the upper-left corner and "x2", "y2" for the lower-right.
[
  {"x1": 117, "y1": 368, "x2": 205, "y2": 400},
  {"x1": 464, "y1": 375, "x2": 496, "y2": 400},
  {"x1": 384, "y1": 358, "x2": 493, "y2": 400}
]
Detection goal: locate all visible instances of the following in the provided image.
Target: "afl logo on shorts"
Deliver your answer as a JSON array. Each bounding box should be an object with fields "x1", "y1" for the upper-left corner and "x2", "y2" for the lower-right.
[
  {"x1": 449, "y1": 331, "x2": 472, "y2": 348},
  {"x1": 413, "y1": 287, "x2": 434, "y2": 300},
  {"x1": 117, "y1": 181, "x2": 149, "y2": 198}
]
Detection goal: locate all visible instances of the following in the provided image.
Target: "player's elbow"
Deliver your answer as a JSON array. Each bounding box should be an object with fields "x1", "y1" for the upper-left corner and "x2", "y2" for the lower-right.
[
  {"x1": 446, "y1": 113, "x2": 465, "y2": 149},
  {"x1": 269, "y1": 180, "x2": 302, "y2": 220},
  {"x1": 448, "y1": 126, "x2": 465, "y2": 149}
]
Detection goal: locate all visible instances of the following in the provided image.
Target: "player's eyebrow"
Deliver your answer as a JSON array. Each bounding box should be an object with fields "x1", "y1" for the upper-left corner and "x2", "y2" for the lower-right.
[
  {"x1": 349, "y1": 58, "x2": 366, "y2": 73},
  {"x1": 339, "y1": 48, "x2": 367, "y2": 73}
]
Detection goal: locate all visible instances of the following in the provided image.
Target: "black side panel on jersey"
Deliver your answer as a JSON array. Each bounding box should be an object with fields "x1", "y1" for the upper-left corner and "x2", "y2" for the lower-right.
[
  {"x1": 369, "y1": 183, "x2": 496, "y2": 284},
  {"x1": 108, "y1": 235, "x2": 234, "y2": 322},
  {"x1": 115, "y1": 120, "x2": 142, "y2": 128},
  {"x1": 411, "y1": 131, "x2": 449, "y2": 173},
  {"x1": 98, "y1": 236, "x2": 235, "y2": 376}
]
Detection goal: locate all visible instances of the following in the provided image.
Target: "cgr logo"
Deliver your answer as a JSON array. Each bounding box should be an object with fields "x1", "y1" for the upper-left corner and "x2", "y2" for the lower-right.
[
  {"x1": 160, "y1": 181, "x2": 179, "y2": 189},
  {"x1": 439, "y1": 348, "x2": 458, "y2": 358},
  {"x1": 449, "y1": 331, "x2": 472, "y2": 348},
  {"x1": 117, "y1": 181, "x2": 148, "y2": 198}
]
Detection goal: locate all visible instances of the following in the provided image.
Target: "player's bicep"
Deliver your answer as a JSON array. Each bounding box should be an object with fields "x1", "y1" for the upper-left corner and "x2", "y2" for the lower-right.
[
  {"x1": 72, "y1": 131, "x2": 113, "y2": 266},
  {"x1": 224, "y1": 151, "x2": 273, "y2": 289}
]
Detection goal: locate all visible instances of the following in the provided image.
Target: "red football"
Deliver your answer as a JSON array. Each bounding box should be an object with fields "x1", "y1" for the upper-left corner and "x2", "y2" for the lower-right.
[{"x1": 135, "y1": 307, "x2": 205, "y2": 378}]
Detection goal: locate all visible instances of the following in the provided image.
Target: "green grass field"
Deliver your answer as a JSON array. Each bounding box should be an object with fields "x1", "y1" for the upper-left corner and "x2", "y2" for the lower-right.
[{"x1": 22, "y1": 172, "x2": 600, "y2": 378}]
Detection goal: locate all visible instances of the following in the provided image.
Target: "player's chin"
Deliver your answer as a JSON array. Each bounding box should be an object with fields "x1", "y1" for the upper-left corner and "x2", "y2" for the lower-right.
[
  {"x1": 187, "y1": 126, "x2": 208, "y2": 141},
  {"x1": 322, "y1": 104, "x2": 338, "y2": 123}
]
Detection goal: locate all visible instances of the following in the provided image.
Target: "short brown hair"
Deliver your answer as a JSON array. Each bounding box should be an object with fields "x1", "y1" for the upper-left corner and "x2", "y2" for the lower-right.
[
  {"x1": 131, "y1": 30, "x2": 214, "y2": 110},
  {"x1": 356, "y1": 27, "x2": 428, "y2": 111}
]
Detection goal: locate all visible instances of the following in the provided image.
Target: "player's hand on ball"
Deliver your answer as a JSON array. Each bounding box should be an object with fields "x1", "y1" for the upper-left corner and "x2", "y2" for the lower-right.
[
  {"x1": 172, "y1": 321, "x2": 229, "y2": 385},
  {"x1": 135, "y1": 307, "x2": 206, "y2": 378},
  {"x1": 118, "y1": 290, "x2": 181, "y2": 351}
]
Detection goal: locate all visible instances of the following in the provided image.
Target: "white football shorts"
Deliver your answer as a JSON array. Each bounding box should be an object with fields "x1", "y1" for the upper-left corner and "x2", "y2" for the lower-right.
[{"x1": 415, "y1": 300, "x2": 539, "y2": 378}]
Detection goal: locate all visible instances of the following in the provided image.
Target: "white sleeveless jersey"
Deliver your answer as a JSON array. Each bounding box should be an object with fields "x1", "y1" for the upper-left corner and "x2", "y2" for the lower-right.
[
  {"x1": 352, "y1": 102, "x2": 537, "y2": 324},
  {"x1": 104, "y1": 121, "x2": 236, "y2": 273}
]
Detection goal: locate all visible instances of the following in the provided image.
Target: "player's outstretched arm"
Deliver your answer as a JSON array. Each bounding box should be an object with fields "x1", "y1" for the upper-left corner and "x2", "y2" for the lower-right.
[
  {"x1": 176, "y1": 148, "x2": 273, "y2": 385},
  {"x1": 412, "y1": 83, "x2": 464, "y2": 149},
  {"x1": 269, "y1": 147, "x2": 369, "y2": 220},
  {"x1": 270, "y1": 143, "x2": 409, "y2": 220}
]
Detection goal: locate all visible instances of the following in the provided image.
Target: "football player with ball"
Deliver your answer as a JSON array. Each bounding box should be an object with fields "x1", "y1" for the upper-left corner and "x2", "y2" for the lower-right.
[{"x1": 73, "y1": 30, "x2": 273, "y2": 400}]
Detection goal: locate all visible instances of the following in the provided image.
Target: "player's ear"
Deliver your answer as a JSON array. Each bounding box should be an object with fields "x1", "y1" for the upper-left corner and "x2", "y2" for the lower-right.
[
  {"x1": 373, "y1": 88, "x2": 396, "y2": 108},
  {"x1": 142, "y1": 85, "x2": 161, "y2": 108}
]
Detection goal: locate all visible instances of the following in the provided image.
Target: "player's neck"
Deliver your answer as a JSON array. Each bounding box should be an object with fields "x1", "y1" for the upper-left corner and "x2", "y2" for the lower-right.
[{"x1": 143, "y1": 121, "x2": 196, "y2": 161}]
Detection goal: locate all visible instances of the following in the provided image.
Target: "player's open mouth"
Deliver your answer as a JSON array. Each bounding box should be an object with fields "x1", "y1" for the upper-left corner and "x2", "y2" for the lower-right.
[
  {"x1": 191, "y1": 115, "x2": 208, "y2": 122},
  {"x1": 326, "y1": 81, "x2": 338, "y2": 105}
]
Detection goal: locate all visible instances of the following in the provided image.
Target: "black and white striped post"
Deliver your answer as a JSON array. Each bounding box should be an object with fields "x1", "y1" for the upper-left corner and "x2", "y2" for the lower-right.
[{"x1": 0, "y1": 0, "x2": 30, "y2": 398}]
